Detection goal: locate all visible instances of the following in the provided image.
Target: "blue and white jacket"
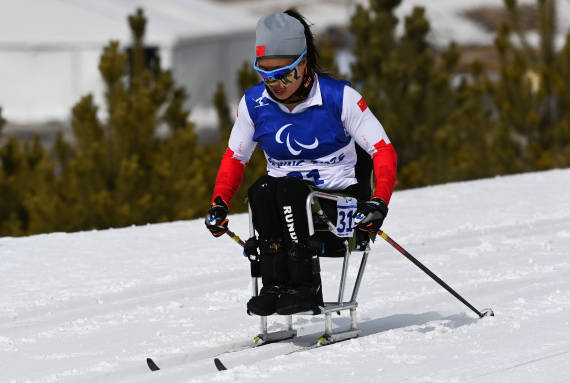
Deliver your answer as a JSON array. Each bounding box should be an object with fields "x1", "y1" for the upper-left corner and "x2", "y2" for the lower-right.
[{"x1": 213, "y1": 74, "x2": 397, "y2": 205}]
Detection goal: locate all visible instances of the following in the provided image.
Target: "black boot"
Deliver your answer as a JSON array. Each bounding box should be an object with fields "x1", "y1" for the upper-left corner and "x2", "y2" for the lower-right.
[
  {"x1": 247, "y1": 239, "x2": 288, "y2": 316},
  {"x1": 275, "y1": 241, "x2": 323, "y2": 315},
  {"x1": 247, "y1": 285, "x2": 282, "y2": 316}
]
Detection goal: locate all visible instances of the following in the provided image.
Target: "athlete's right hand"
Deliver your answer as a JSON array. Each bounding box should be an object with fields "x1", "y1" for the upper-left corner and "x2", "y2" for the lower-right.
[{"x1": 205, "y1": 196, "x2": 229, "y2": 237}]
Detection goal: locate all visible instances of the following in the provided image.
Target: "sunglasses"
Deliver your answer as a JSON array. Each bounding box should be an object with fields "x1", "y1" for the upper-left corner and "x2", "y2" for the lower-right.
[{"x1": 253, "y1": 49, "x2": 307, "y2": 84}]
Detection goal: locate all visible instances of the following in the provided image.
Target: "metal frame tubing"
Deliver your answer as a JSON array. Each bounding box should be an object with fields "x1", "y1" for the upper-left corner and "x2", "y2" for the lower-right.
[
  {"x1": 305, "y1": 191, "x2": 369, "y2": 307},
  {"x1": 304, "y1": 191, "x2": 369, "y2": 340},
  {"x1": 245, "y1": 191, "x2": 372, "y2": 343}
]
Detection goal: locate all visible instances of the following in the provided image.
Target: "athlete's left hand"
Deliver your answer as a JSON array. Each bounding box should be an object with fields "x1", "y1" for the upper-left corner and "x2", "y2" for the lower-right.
[{"x1": 354, "y1": 198, "x2": 388, "y2": 233}]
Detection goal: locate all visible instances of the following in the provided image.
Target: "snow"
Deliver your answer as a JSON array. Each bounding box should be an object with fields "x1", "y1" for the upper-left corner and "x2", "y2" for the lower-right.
[{"x1": 1, "y1": 168, "x2": 570, "y2": 382}]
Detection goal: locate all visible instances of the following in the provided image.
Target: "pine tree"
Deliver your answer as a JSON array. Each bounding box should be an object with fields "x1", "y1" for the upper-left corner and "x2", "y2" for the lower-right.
[
  {"x1": 0, "y1": 107, "x2": 4, "y2": 136},
  {"x1": 349, "y1": 0, "x2": 513, "y2": 186},
  {"x1": 237, "y1": 61, "x2": 259, "y2": 95},
  {"x1": 213, "y1": 83, "x2": 233, "y2": 143},
  {"x1": 0, "y1": 106, "x2": 25, "y2": 235},
  {"x1": 1, "y1": 107, "x2": 57, "y2": 236},
  {"x1": 25, "y1": 8, "x2": 203, "y2": 233},
  {"x1": 351, "y1": 2, "x2": 459, "y2": 186},
  {"x1": 491, "y1": 0, "x2": 569, "y2": 172},
  {"x1": 436, "y1": 62, "x2": 496, "y2": 181},
  {"x1": 0, "y1": 137, "x2": 27, "y2": 236},
  {"x1": 0, "y1": 133, "x2": 55, "y2": 236},
  {"x1": 317, "y1": 40, "x2": 340, "y2": 78},
  {"x1": 545, "y1": 31, "x2": 570, "y2": 167}
]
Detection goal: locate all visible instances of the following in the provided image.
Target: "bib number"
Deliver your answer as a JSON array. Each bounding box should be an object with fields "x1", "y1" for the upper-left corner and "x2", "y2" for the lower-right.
[
  {"x1": 333, "y1": 197, "x2": 357, "y2": 238},
  {"x1": 286, "y1": 169, "x2": 324, "y2": 185}
]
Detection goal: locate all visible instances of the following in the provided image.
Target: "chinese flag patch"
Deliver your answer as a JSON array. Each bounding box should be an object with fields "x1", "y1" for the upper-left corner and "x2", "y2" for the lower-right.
[
  {"x1": 256, "y1": 45, "x2": 266, "y2": 57},
  {"x1": 357, "y1": 97, "x2": 368, "y2": 112}
]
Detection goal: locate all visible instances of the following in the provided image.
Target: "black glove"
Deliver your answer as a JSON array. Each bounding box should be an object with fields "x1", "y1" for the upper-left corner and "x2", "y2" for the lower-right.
[
  {"x1": 354, "y1": 198, "x2": 388, "y2": 233},
  {"x1": 205, "y1": 196, "x2": 229, "y2": 237}
]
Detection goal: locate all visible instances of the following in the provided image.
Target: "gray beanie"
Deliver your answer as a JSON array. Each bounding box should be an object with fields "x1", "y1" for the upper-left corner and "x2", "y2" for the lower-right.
[{"x1": 255, "y1": 13, "x2": 307, "y2": 59}]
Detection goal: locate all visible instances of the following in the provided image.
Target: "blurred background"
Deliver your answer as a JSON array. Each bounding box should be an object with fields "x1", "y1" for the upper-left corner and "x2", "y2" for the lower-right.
[
  {"x1": 1, "y1": 0, "x2": 569, "y2": 236},
  {"x1": 0, "y1": 0, "x2": 356, "y2": 143}
]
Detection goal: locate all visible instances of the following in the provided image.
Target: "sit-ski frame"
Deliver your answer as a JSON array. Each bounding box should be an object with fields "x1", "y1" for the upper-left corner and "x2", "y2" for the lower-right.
[{"x1": 249, "y1": 191, "x2": 371, "y2": 346}]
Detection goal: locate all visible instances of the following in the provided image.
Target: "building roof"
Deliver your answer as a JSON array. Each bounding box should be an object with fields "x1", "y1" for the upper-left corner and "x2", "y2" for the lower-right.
[{"x1": 0, "y1": 0, "x2": 350, "y2": 50}]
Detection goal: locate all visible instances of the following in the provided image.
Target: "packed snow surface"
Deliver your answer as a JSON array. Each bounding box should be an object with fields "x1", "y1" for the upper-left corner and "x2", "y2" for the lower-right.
[{"x1": 1, "y1": 169, "x2": 570, "y2": 382}]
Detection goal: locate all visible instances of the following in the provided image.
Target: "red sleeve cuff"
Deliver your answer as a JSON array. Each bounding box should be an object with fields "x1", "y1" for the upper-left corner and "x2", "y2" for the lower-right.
[
  {"x1": 372, "y1": 141, "x2": 397, "y2": 204},
  {"x1": 212, "y1": 148, "x2": 246, "y2": 208}
]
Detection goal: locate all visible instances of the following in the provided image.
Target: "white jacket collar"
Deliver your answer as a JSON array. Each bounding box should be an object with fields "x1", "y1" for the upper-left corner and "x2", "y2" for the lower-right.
[{"x1": 262, "y1": 74, "x2": 322, "y2": 114}]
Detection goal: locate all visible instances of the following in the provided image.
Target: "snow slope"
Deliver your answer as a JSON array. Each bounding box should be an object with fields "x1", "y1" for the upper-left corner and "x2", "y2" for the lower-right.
[{"x1": 1, "y1": 169, "x2": 570, "y2": 382}]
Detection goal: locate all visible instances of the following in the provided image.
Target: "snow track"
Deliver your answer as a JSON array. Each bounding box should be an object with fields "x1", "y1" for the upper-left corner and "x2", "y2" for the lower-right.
[{"x1": 1, "y1": 169, "x2": 570, "y2": 382}]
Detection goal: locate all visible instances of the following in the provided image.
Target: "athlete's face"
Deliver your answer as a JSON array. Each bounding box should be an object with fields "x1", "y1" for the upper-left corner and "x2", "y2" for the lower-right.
[{"x1": 256, "y1": 57, "x2": 307, "y2": 100}]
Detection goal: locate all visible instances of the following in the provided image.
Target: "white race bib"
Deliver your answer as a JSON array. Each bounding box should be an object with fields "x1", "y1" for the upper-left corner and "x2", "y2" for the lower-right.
[{"x1": 332, "y1": 196, "x2": 358, "y2": 238}]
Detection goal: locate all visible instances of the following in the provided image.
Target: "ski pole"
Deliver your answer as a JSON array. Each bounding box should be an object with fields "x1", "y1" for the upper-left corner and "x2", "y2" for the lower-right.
[
  {"x1": 378, "y1": 230, "x2": 494, "y2": 319},
  {"x1": 225, "y1": 229, "x2": 245, "y2": 248}
]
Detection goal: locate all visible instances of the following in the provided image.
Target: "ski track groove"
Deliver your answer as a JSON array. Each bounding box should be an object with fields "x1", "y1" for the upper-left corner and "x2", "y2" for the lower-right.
[{"x1": 466, "y1": 349, "x2": 570, "y2": 381}]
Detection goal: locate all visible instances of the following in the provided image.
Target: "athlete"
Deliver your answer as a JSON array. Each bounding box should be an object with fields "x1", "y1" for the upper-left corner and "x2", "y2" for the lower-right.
[{"x1": 205, "y1": 10, "x2": 397, "y2": 316}]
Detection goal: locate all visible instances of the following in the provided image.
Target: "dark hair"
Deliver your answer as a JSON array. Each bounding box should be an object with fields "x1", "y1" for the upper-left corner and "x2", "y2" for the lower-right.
[{"x1": 284, "y1": 9, "x2": 322, "y2": 73}]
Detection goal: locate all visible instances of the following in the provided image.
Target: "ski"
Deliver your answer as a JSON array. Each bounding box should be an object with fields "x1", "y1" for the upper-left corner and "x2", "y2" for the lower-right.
[
  {"x1": 146, "y1": 357, "x2": 160, "y2": 371},
  {"x1": 147, "y1": 330, "x2": 342, "y2": 372},
  {"x1": 145, "y1": 336, "x2": 282, "y2": 372},
  {"x1": 212, "y1": 335, "x2": 336, "y2": 371},
  {"x1": 214, "y1": 358, "x2": 227, "y2": 371}
]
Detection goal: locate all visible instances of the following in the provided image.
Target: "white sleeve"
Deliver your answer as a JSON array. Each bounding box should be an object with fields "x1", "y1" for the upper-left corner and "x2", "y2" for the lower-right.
[
  {"x1": 228, "y1": 96, "x2": 257, "y2": 164},
  {"x1": 341, "y1": 86, "x2": 391, "y2": 156}
]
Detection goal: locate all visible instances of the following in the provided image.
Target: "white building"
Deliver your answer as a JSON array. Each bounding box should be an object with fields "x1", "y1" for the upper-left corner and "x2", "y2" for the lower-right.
[{"x1": 0, "y1": 0, "x2": 351, "y2": 135}]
